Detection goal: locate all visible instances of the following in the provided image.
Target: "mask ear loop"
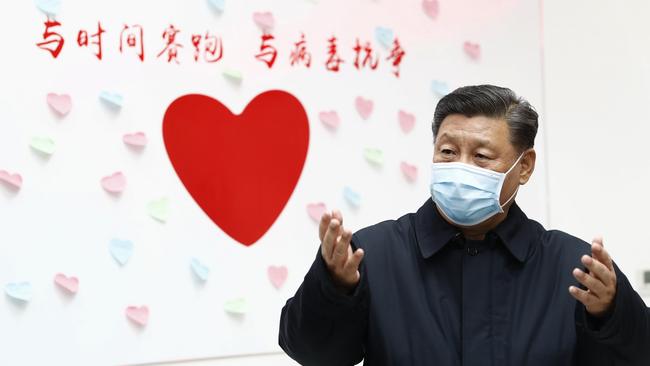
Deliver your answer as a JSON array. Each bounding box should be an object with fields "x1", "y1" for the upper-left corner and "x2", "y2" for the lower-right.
[{"x1": 500, "y1": 152, "x2": 526, "y2": 208}]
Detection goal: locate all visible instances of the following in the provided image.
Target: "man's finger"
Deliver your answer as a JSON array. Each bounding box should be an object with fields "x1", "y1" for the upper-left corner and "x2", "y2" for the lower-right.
[
  {"x1": 569, "y1": 285, "x2": 598, "y2": 306},
  {"x1": 322, "y1": 219, "x2": 341, "y2": 262},
  {"x1": 332, "y1": 210, "x2": 343, "y2": 227},
  {"x1": 592, "y1": 241, "x2": 615, "y2": 272},
  {"x1": 319, "y1": 212, "x2": 332, "y2": 242},
  {"x1": 581, "y1": 255, "x2": 613, "y2": 286},
  {"x1": 333, "y1": 229, "x2": 352, "y2": 267},
  {"x1": 344, "y1": 248, "x2": 365, "y2": 275},
  {"x1": 572, "y1": 268, "x2": 606, "y2": 297}
]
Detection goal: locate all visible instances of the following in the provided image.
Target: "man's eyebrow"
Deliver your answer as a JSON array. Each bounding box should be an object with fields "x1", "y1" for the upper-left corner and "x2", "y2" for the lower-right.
[{"x1": 437, "y1": 131, "x2": 494, "y2": 147}]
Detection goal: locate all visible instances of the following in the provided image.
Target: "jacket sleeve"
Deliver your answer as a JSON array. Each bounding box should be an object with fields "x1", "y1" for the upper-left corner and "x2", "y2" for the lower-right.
[
  {"x1": 278, "y1": 237, "x2": 369, "y2": 366},
  {"x1": 575, "y1": 262, "x2": 650, "y2": 365}
]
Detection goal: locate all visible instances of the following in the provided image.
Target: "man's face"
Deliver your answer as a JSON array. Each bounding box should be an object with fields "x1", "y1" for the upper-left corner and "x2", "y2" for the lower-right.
[{"x1": 433, "y1": 114, "x2": 530, "y2": 206}]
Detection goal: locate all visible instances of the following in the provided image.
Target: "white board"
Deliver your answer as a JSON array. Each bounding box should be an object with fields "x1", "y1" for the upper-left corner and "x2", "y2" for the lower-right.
[{"x1": 0, "y1": 0, "x2": 547, "y2": 365}]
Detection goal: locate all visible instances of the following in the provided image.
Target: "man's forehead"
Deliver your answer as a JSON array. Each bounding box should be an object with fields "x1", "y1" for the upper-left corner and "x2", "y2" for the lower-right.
[{"x1": 438, "y1": 115, "x2": 507, "y2": 138}]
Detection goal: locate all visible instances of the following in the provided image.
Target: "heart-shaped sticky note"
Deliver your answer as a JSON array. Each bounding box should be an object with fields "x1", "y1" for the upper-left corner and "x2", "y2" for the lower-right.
[
  {"x1": 375, "y1": 27, "x2": 394, "y2": 49},
  {"x1": 5, "y1": 282, "x2": 32, "y2": 302},
  {"x1": 0, "y1": 170, "x2": 23, "y2": 190},
  {"x1": 268, "y1": 265, "x2": 288, "y2": 289},
  {"x1": 101, "y1": 172, "x2": 127, "y2": 194},
  {"x1": 253, "y1": 12, "x2": 274, "y2": 31},
  {"x1": 306, "y1": 202, "x2": 326, "y2": 222},
  {"x1": 364, "y1": 148, "x2": 384, "y2": 166},
  {"x1": 463, "y1": 41, "x2": 481, "y2": 60},
  {"x1": 35, "y1": 0, "x2": 61, "y2": 16},
  {"x1": 208, "y1": 0, "x2": 225, "y2": 12},
  {"x1": 398, "y1": 110, "x2": 415, "y2": 133},
  {"x1": 190, "y1": 258, "x2": 210, "y2": 282},
  {"x1": 224, "y1": 297, "x2": 247, "y2": 315},
  {"x1": 343, "y1": 186, "x2": 361, "y2": 208},
  {"x1": 223, "y1": 69, "x2": 243, "y2": 84},
  {"x1": 148, "y1": 197, "x2": 170, "y2": 222},
  {"x1": 422, "y1": 0, "x2": 439, "y2": 19},
  {"x1": 431, "y1": 80, "x2": 450, "y2": 97},
  {"x1": 126, "y1": 305, "x2": 149, "y2": 326},
  {"x1": 319, "y1": 111, "x2": 340, "y2": 131},
  {"x1": 46, "y1": 93, "x2": 71, "y2": 116},
  {"x1": 30, "y1": 136, "x2": 56, "y2": 155},
  {"x1": 99, "y1": 91, "x2": 124, "y2": 109},
  {"x1": 355, "y1": 97, "x2": 374, "y2": 120},
  {"x1": 54, "y1": 273, "x2": 79, "y2": 294},
  {"x1": 401, "y1": 162, "x2": 418, "y2": 182},
  {"x1": 123, "y1": 132, "x2": 148, "y2": 148},
  {"x1": 110, "y1": 238, "x2": 134, "y2": 266}
]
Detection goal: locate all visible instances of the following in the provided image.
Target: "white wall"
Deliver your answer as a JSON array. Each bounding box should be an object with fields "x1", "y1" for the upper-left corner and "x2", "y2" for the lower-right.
[
  {"x1": 147, "y1": 0, "x2": 650, "y2": 365},
  {"x1": 542, "y1": 0, "x2": 650, "y2": 304}
]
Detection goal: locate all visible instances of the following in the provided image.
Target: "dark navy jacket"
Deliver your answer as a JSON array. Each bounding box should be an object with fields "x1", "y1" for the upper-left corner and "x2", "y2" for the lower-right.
[{"x1": 279, "y1": 199, "x2": 650, "y2": 365}]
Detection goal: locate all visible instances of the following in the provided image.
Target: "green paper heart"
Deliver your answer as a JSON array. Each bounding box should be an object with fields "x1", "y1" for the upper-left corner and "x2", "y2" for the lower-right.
[
  {"x1": 148, "y1": 197, "x2": 170, "y2": 222},
  {"x1": 224, "y1": 297, "x2": 247, "y2": 315},
  {"x1": 222, "y1": 69, "x2": 243, "y2": 82},
  {"x1": 364, "y1": 148, "x2": 384, "y2": 166},
  {"x1": 30, "y1": 136, "x2": 56, "y2": 155}
]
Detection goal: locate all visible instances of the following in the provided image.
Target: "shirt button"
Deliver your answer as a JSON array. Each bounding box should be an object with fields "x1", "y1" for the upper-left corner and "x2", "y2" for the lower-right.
[{"x1": 467, "y1": 247, "x2": 479, "y2": 256}]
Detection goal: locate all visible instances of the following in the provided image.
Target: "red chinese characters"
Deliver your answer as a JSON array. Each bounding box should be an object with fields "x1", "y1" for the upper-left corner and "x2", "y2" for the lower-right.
[
  {"x1": 289, "y1": 33, "x2": 311, "y2": 68},
  {"x1": 77, "y1": 22, "x2": 105, "y2": 60},
  {"x1": 120, "y1": 24, "x2": 145, "y2": 61},
  {"x1": 255, "y1": 33, "x2": 277, "y2": 68},
  {"x1": 325, "y1": 36, "x2": 344, "y2": 72},
  {"x1": 35, "y1": 17, "x2": 406, "y2": 77},
  {"x1": 36, "y1": 18, "x2": 65, "y2": 58},
  {"x1": 157, "y1": 24, "x2": 182, "y2": 64},
  {"x1": 191, "y1": 32, "x2": 224, "y2": 63}
]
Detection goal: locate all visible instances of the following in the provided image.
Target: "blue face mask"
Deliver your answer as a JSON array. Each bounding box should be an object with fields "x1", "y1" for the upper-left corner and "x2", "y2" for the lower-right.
[{"x1": 429, "y1": 154, "x2": 523, "y2": 226}]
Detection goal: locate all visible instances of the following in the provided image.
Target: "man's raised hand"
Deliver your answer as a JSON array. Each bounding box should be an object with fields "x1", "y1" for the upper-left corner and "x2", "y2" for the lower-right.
[{"x1": 319, "y1": 210, "x2": 365, "y2": 293}]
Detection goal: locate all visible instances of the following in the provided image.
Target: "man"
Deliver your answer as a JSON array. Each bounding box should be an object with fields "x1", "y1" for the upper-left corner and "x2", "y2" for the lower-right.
[{"x1": 278, "y1": 85, "x2": 650, "y2": 365}]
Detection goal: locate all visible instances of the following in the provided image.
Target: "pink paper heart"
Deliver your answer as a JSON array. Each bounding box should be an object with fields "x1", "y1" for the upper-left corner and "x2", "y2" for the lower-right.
[
  {"x1": 101, "y1": 172, "x2": 127, "y2": 194},
  {"x1": 319, "y1": 111, "x2": 340, "y2": 130},
  {"x1": 0, "y1": 170, "x2": 23, "y2": 190},
  {"x1": 253, "y1": 12, "x2": 274, "y2": 31},
  {"x1": 126, "y1": 305, "x2": 149, "y2": 326},
  {"x1": 355, "y1": 97, "x2": 373, "y2": 120},
  {"x1": 306, "y1": 202, "x2": 327, "y2": 223},
  {"x1": 401, "y1": 162, "x2": 418, "y2": 182},
  {"x1": 422, "y1": 0, "x2": 439, "y2": 19},
  {"x1": 54, "y1": 273, "x2": 79, "y2": 294},
  {"x1": 463, "y1": 41, "x2": 481, "y2": 60},
  {"x1": 398, "y1": 110, "x2": 415, "y2": 133},
  {"x1": 268, "y1": 265, "x2": 288, "y2": 289},
  {"x1": 123, "y1": 132, "x2": 148, "y2": 147},
  {"x1": 46, "y1": 93, "x2": 72, "y2": 116}
]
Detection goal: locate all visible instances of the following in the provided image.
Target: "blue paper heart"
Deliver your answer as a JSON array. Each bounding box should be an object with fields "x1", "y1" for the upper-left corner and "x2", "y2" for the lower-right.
[
  {"x1": 5, "y1": 282, "x2": 33, "y2": 302},
  {"x1": 208, "y1": 0, "x2": 225, "y2": 12},
  {"x1": 34, "y1": 0, "x2": 61, "y2": 16},
  {"x1": 431, "y1": 80, "x2": 450, "y2": 97},
  {"x1": 99, "y1": 91, "x2": 124, "y2": 109},
  {"x1": 110, "y1": 239, "x2": 134, "y2": 266},
  {"x1": 190, "y1": 258, "x2": 210, "y2": 281},
  {"x1": 375, "y1": 27, "x2": 394, "y2": 49},
  {"x1": 343, "y1": 186, "x2": 361, "y2": 208}
]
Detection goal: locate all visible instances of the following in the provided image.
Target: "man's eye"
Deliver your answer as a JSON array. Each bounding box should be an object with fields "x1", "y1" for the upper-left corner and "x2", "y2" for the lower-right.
[
  {"x1": 475, "y1": 153, "x2": 489, "y2": 160},
  {"x1": 441, "y1": 149, "x2": 455, "y2": 155}
]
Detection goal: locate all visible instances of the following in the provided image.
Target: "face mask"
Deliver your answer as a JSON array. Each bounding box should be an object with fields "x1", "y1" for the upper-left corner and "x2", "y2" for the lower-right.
[{"x1": 429, "y1": 153, "x2": 524, "y2": 226}]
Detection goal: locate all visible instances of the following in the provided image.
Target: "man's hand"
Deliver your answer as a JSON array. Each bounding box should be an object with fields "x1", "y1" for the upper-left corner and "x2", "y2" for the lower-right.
[
  {"x1": 319, "y1": 210, "x2": 365, "y2": 293},
  {"x1": 569, "y1": 237, "x2": 617, "y2": 318}
]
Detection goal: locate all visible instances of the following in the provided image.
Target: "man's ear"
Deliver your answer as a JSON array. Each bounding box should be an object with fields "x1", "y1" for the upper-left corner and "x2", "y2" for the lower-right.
[{"x1": 519, "y1": 149, "x2": 536, "y2": 185}]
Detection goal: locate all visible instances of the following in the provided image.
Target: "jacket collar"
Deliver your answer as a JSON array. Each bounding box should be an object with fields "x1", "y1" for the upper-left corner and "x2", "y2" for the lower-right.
[{"x1": 414, "y1": 198, "x2": 533, "y2": 262}]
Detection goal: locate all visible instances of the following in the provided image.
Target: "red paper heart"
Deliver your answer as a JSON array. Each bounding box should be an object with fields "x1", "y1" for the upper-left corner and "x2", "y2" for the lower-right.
[{"x1": 163, "y1": 90, "x2": 310, "y2": 246}]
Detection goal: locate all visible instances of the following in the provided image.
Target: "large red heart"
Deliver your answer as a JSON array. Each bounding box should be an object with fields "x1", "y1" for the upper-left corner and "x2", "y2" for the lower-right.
[{"x1": 163, "y1": 90, "x2": 310, "y2": 246}]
